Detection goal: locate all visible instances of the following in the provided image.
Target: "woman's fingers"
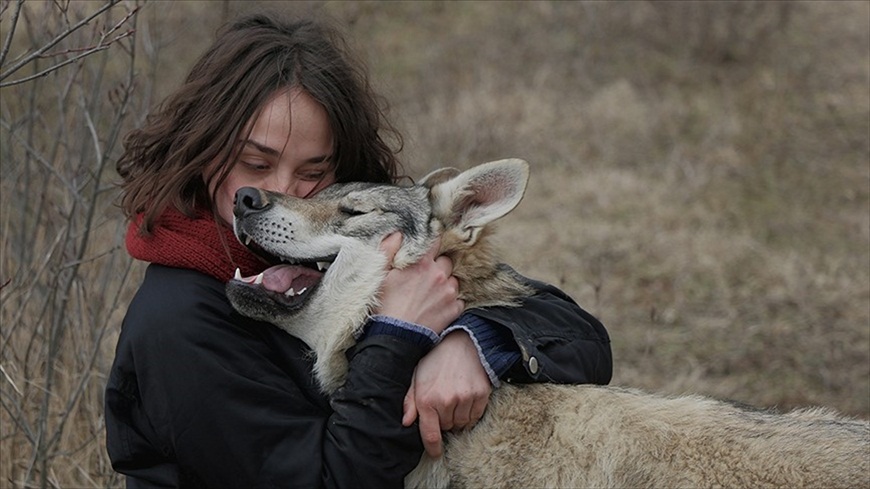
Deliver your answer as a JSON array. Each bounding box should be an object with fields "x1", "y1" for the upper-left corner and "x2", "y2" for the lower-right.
[{"x1": 378, "y1": 232, "x2": 403, "y2": 267}]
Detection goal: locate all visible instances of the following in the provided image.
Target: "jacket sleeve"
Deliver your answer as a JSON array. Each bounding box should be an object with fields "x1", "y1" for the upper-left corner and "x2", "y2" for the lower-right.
[
  {"x1": 296, "y1": 334, "x2": 429, "y2": 489},
  {"x1": 105, "y1": 266, "x2": 426, "y2": 489},
  {"x1": 467, "y1": 273, "x2": 612, "y2": 385}
]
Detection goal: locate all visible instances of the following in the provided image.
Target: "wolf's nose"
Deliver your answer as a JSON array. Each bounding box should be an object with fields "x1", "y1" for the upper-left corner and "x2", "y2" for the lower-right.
[{"x1": 234, "y1": 187, "x2": 270, "y2": 218}]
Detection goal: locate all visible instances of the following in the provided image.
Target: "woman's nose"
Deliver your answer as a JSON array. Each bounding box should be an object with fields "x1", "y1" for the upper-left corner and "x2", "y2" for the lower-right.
[{"x1": 263, "y1": 175, "x2": 299, "y2": 197}]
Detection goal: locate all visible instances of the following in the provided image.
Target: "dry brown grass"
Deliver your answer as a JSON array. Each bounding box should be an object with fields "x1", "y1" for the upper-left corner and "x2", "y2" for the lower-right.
[{"x1": 1, "y1": 1, "x2": 867, "y2": 487}]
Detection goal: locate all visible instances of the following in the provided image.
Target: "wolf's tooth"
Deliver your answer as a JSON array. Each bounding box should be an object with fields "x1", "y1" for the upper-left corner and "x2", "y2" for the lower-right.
[
  {"x1": 244, "y1": 235, "x2": 252, "y2": 246},
  {"x1": 234, "y1": 268, "x2": 242, "y2": 280},
  {"x1": 284, "y1": 288, "x2": 295, "y2": 297},
  {"x1": 253, "y1": 272, "x2": 264, "y2": 285},
  {"x1": 298, "y1": 287, "x2": 307, "y2": 295},
  {"x1": 317, "y1": 261, "x2": 330, "y2": 271}
]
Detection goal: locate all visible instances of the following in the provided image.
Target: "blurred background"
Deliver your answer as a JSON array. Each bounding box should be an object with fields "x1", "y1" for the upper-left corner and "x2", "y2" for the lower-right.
[{"x1": 1, "y1": 1, "x2": 868, "y2": 487}]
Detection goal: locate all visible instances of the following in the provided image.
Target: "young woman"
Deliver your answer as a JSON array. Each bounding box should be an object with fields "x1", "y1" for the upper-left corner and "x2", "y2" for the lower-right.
[{"x1": 105, "y1": 14, "x2": 611, "y2": 488}]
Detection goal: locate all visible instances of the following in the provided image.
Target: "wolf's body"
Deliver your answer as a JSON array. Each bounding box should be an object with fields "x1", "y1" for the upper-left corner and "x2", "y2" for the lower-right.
[{"x1": 227, "y1": 159, "x2": 869, "y2": 488}]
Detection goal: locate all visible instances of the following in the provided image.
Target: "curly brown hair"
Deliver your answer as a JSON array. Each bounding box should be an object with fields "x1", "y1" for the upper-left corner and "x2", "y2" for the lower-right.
[{"x1": 117, "y1": 14, "x2": 405, "y2": 233}]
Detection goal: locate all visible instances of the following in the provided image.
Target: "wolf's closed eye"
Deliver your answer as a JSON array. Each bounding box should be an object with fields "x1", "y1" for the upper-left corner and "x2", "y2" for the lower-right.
[{"x1": 338, "y1": 205, "x2": 369, "y2": 217}]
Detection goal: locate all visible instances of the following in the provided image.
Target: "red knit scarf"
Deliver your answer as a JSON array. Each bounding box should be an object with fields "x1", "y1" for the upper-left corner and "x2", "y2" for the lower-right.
[{"x1": 126, "y1": 206, "x2": 266, "y2": 283}]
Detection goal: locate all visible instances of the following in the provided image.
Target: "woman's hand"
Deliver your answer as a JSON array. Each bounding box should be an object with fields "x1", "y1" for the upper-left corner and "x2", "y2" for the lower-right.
[
  {"x1": 374, "y1": 233, "x2": 464, "y2": 334},
  {"x1": 402, "y1": 332, "x2": 492, "y2": 458},
  {"x1": 376, "y1": 233, "x2": 489, "y2": 458}
]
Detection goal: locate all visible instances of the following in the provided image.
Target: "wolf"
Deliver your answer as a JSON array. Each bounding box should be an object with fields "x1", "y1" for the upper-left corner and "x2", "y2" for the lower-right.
[{"x1": 226, "y1": 159, "x2": 869, "y2": 488}]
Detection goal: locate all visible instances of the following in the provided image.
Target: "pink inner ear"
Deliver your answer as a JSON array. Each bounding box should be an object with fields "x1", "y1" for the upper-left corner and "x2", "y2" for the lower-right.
[{"x1": 452, "y1": 176, "x2": 511, "y2": 221}]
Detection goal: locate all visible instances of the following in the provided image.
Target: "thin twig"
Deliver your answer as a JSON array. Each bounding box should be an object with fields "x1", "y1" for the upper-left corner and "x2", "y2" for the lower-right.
[
  {"x1": 0, "y1": 0, "x2": 26, "y2": 69},
  {"x1": 0, "y1": 362, "x2": 23, "y2": 396},
  {"x1": 0, "y1": 387, "x2": 36, "y2": 444}
]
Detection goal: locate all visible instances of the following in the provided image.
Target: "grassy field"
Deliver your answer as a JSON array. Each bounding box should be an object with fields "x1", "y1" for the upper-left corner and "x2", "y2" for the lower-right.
[{"x1": 1, "y1": 1, "x2": 868, "y2": 487}]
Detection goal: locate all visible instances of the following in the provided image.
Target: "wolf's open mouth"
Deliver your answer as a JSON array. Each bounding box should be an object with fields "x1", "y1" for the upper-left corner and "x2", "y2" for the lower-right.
[{"x1": 231, "y1": 229, "x2": 336, "y2": 307}]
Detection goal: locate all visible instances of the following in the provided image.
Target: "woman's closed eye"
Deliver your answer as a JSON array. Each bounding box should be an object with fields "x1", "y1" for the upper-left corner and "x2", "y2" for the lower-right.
[
  {"x1": 298, "y1": 170, "x2": 326, "y2": 182},
  {"x1": 241, "y1": 160, "x2": 271, "y2": 171}
]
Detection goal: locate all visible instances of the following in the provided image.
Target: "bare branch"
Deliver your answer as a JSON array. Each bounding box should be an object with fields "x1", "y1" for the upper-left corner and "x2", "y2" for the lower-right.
[
  {"x1": 0, "y1": 0, "x2": 26, "y2": 69},
  {"x1": 0, "y1": 0, "x2": 120, "y2": 81},
  {"x1": 0, "y1": 29, "x2": 134, "y2": 88}
]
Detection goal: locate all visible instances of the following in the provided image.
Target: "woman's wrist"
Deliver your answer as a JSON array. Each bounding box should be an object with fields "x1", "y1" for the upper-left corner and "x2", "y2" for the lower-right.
[
  {"x1": 442, "y1": 313, "x2": 521, "y2": 387},
  {"x1": 360, "y1": 315, "x2": 441, "y2": 350}
]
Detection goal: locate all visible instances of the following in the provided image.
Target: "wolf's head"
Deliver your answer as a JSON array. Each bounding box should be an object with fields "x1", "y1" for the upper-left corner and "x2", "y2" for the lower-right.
[{"x1": 226, "y1": 158, "x2": 530, "y2": 393}]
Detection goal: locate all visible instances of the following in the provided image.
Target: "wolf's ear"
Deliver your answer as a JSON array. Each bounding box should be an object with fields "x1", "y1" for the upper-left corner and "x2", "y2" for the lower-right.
[{"x1": 428, "y1": 158, "x2": 530, "y2": 241}]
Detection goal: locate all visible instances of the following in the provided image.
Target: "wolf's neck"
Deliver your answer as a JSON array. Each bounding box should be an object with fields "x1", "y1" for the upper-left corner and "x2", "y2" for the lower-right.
[
  {"x1": 444, "y1": 228, "x2": 531, "y2": 309},
  {"x1": 288, "y1": 246, "x2": 387, "y2": 395}
]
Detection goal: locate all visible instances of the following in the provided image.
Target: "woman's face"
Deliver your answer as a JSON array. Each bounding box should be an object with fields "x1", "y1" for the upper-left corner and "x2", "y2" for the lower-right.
[{"x1": 209, "y1": 88, "x2": 337, "y2": 225}]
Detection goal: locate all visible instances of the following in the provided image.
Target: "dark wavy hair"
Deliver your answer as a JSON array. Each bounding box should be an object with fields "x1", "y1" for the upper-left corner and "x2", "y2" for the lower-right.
[{"x1": 117, "y1": 14, "x2": 404, "y2": 232}]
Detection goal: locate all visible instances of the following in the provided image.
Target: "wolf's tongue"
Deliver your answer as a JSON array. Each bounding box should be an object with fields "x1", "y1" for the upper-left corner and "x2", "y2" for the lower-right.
[{"x1": 250, "y1": 264, "x2": 323, "y2": 294}]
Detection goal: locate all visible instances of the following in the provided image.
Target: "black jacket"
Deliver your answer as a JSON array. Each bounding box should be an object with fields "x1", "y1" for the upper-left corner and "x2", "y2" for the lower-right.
[{"x1": 105, "y1": 264, "x2": 611, "y2": 488}]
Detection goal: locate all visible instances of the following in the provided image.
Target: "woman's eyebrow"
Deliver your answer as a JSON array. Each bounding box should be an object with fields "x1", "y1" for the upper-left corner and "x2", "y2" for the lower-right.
[{"x1": 243, "y1": 139, "x2": 282, "y2": 157}]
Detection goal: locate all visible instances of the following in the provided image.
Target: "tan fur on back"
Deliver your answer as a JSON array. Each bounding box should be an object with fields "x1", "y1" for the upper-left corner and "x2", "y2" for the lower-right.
[{"x1": 418, "y1": 385, "x2": 868, "y2": 488}]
